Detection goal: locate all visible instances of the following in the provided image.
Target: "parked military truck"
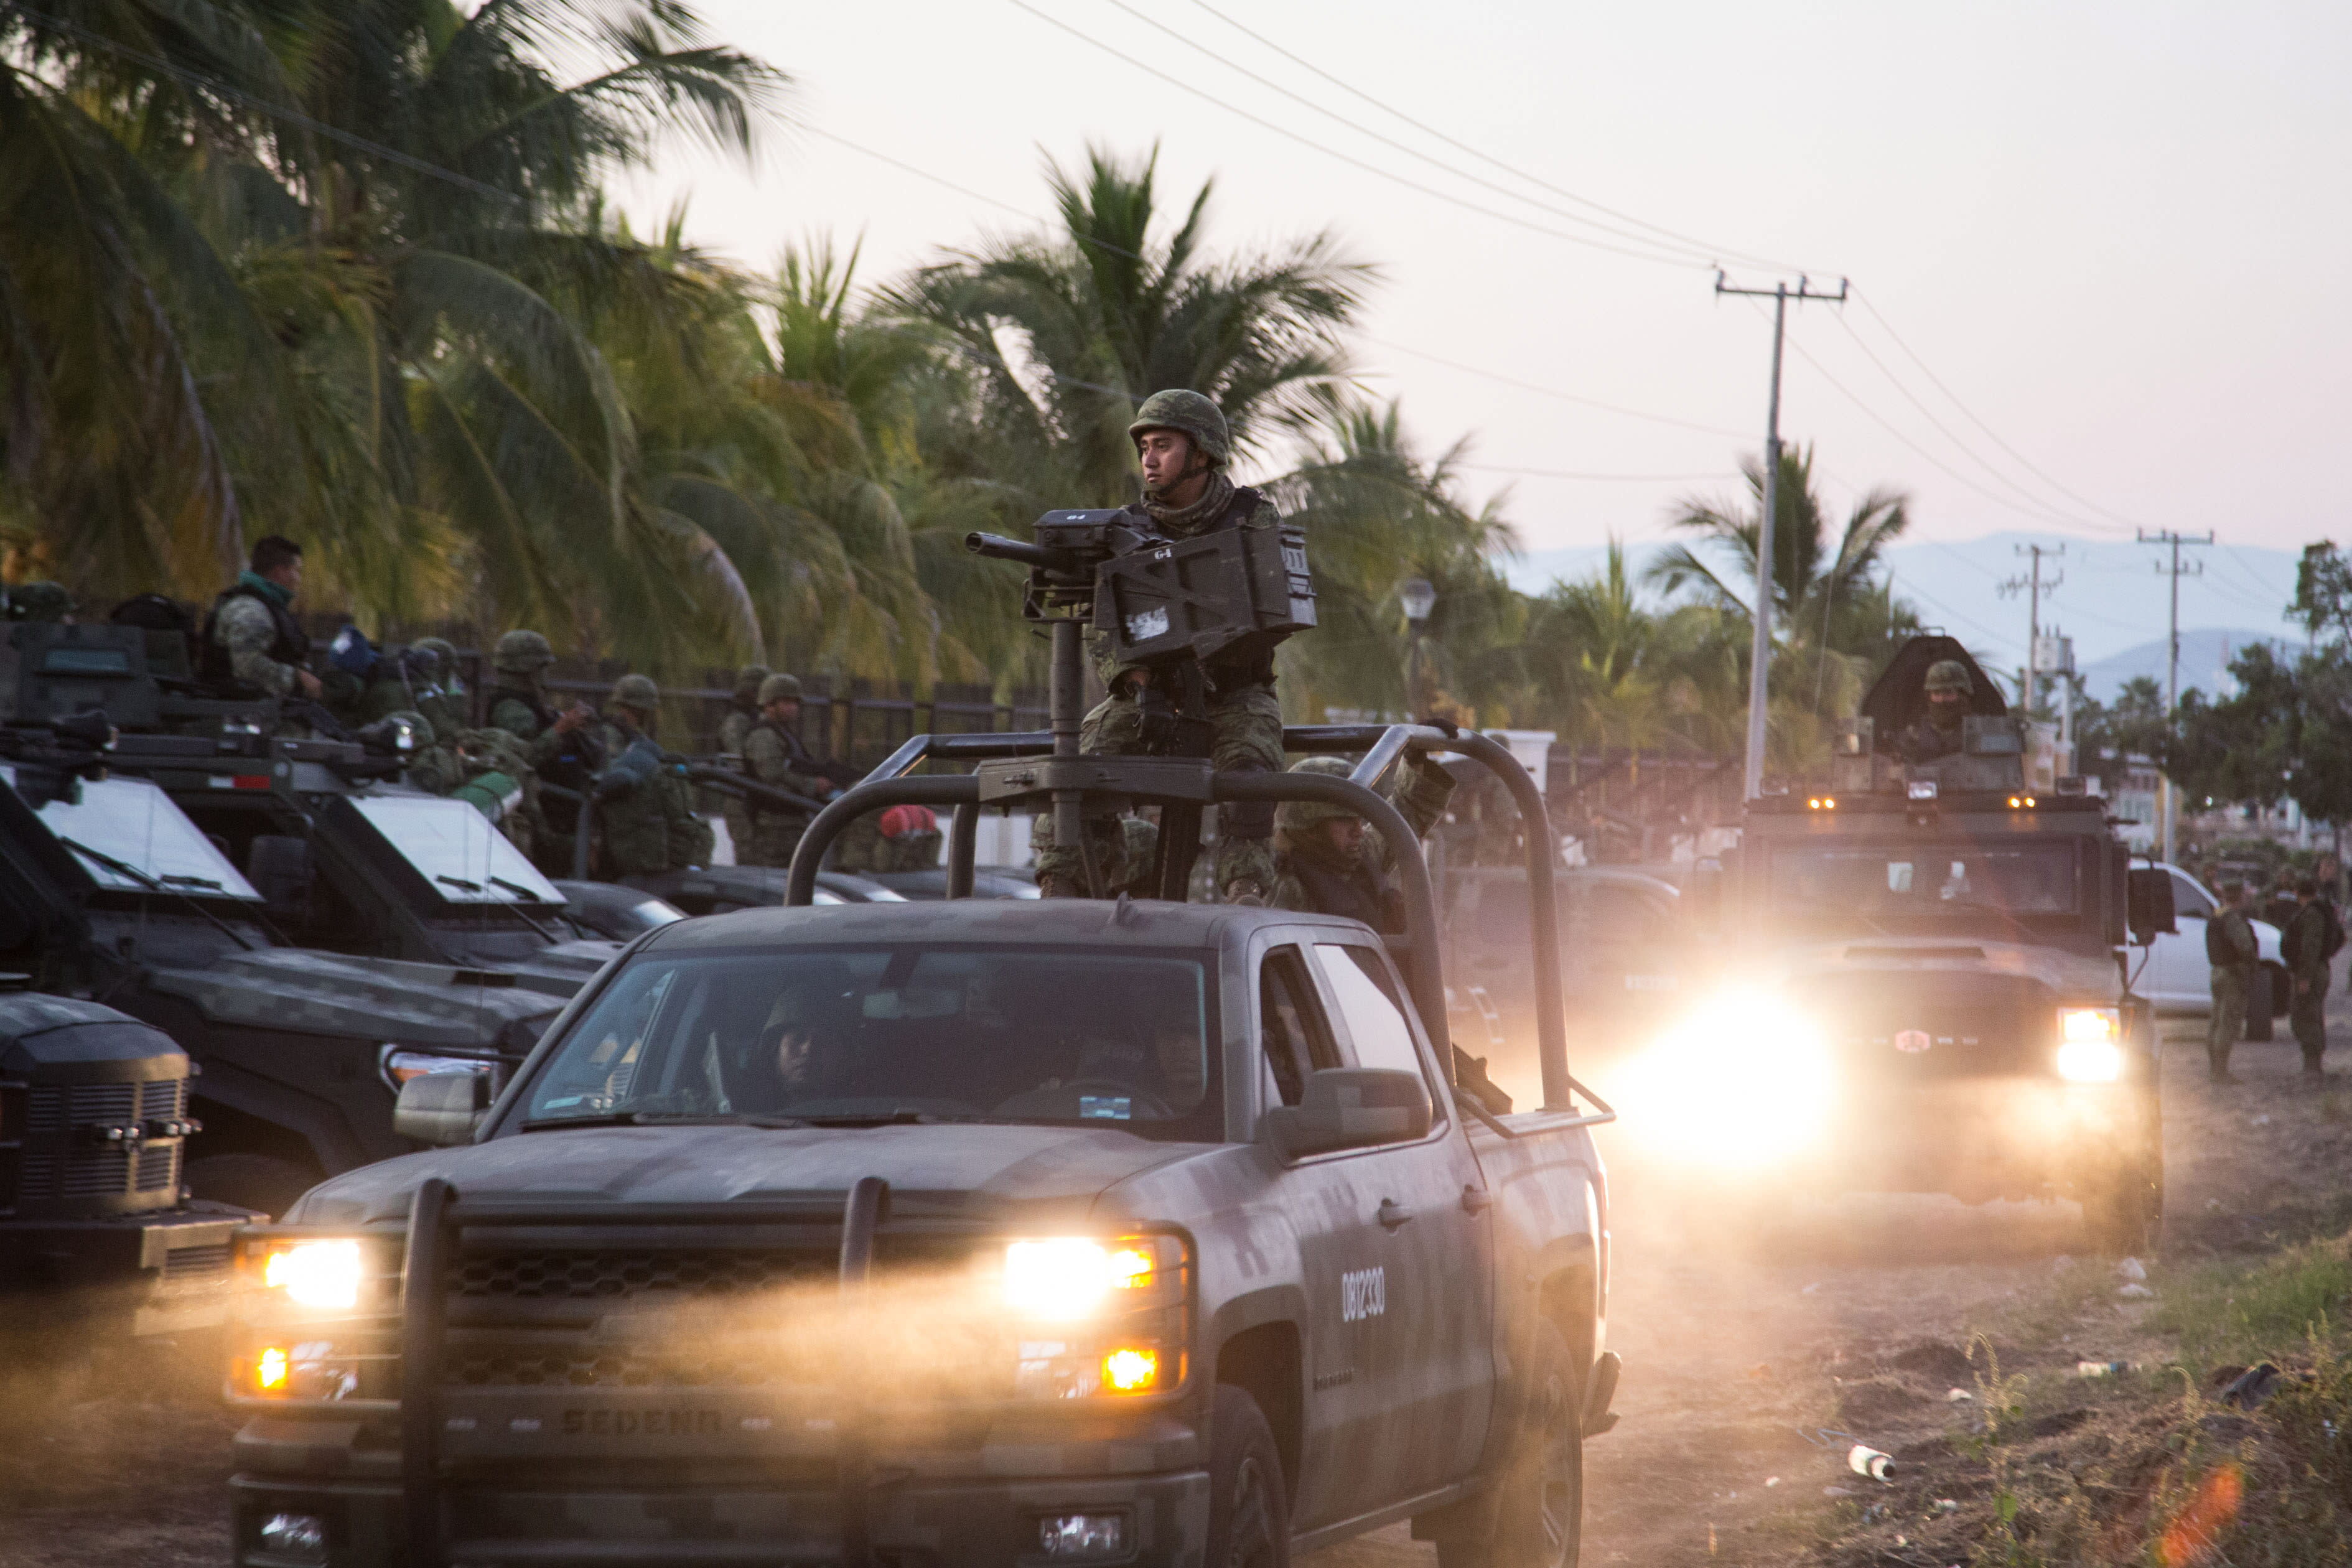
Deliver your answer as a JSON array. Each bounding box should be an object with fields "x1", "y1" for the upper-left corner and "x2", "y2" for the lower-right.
[
  {"x1": 0, "y1": 721, "x2": 564, "y2": 1218},
  {"x1": 1682, "y1": 637, "x2": 2161, "y2": 1252},
  {"x1": 225, "y1": 510, "x2": 1620, "y2": 1568},
  {"x1": 0, "y1": 987, "x2": 250, "y2": 1335}
]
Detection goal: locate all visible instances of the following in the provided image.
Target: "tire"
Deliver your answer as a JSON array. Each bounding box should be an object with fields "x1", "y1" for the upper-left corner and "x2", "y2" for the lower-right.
[
  {"x1": 1437, "y1": 1320, "x2": 1584, "y2": 1568},
  {"x1": 1205, "y1": 1384, "x2": 1289, "y2": 1568},
  {"x1": 2079, "y1": 1153, "x2": 2162, "y2": 1256},
  {"x1": 186, "y1": 1152, "x2": 320, "y2": 1220}
]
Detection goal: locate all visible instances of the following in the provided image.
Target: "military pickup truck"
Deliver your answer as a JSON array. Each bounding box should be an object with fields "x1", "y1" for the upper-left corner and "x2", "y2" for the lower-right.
[
  {"x1": 1672, "y1": 637, "x2": 2162, "y2": 1253},
  {"x1": 226, "y1": 722, "x2": 1620, "y2": 1568}
]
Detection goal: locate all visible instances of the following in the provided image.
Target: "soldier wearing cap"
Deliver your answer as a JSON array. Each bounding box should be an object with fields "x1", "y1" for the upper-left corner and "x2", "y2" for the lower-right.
[
  {"x1": 1898, "y1": 659, "x2": 1976, "y2": 764},
  {"x1": 594, "y1": 673, "x2": 712, "y2": 877},
  {"x1": 740, "y1": 673, "x2": 837, "y2": 869},
  {"x1": 485, "y1": 630, "x2": 602, "y2": 874},
  {"x1": 1269, "y1": 754, "x2": 1457, "y2": 931},
  {"x1": 1032, "y1": 387, "x2": 1294, "y2": 903}
]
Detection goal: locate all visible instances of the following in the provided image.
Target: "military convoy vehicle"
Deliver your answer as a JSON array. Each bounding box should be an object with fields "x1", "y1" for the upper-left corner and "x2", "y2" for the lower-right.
[
  {"x1": 0, "y1": 987, "x2": 249, "y2": 1335},
  {"x1": 225, "y1": 513, "x2": 1620, "y2": 1567},
  {"x1": 0, "y1": 713, "x2": 564, "y2": 1220},
  {"x1": 1689, "y1": 636, "x2": 2162, "y2": 1252}
]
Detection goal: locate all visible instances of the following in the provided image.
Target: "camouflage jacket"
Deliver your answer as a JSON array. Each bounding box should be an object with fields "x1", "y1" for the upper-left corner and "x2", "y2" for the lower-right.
[
  {"x1": 740, "y1": 720, "x2": 831, "y2": 813},
  {"x1": 594, "y1": 721, "x2": 711, "y2": 875},
  {"x1": 211, "y1": 592, "x2": 304, "y2": 698},
  {"x1": 1270, "y1": 754, "x2": 1456, "y2": 928},
  {"x1": 717, "y1": 707, "x2": 758, "y2": 755}
]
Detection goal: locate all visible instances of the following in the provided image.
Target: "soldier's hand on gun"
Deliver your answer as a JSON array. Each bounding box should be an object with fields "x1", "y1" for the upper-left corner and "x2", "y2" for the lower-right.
[
  {"x1": 554, "y1": 702, "x2": 589, "y2": 734},
  {"x1": 296, "y1": 669, "x2": 323, "y2": 699}
]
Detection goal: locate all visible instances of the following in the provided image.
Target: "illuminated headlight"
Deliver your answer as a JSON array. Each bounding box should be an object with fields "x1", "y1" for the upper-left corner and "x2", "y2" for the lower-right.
[
  {"x1": 1005, "y1": 1234, "x2": 1188, "y2": 1399},
  {"x1": 379, "y1": 1044, "x2": 501, "y2": 1095},
  {"x1": 261, "y1": 1239, "x2": 365, "y2": 1310},
  {"x1": 2056, "y1": 1007, "x2": 2124, "y2": 1083}
]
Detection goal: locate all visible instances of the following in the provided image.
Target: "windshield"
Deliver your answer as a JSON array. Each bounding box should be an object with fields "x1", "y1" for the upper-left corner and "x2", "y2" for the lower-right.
[
  {"x1": 348, "y1": 795, "x2": 562, "y2": 905},
  {"x1": 1, "y1": 768, "x2": 259, "y2": 898},
  {"x1": 1769, "y1": 839, "x2": 2079, "y2": 933},
  {"x1": 523, "y1": 946, "x2": 1218, "y2": 1138}
]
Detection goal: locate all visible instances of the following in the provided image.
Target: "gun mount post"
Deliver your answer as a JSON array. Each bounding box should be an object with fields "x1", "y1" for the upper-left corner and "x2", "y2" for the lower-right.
[
  {"x1": 947, "y1": 802, "x2": 978, "y2": 900},
  {"x1": 1048, "y1": 618, "x2": 1090, "y2": 894}
]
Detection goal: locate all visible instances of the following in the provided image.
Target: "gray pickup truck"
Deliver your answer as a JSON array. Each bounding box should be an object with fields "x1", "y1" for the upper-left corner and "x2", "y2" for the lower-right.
[{"x1": 225, "y1": 723, "x2": 1618, "y2": 1568}]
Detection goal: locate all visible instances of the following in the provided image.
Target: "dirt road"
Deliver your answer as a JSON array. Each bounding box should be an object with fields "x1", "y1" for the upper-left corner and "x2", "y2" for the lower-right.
[{"x1": 7, "y1": 1014, "x2": 2344, "y2": 1567}]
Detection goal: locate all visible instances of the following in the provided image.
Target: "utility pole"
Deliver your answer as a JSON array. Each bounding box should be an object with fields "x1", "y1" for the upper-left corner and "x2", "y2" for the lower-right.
[
  {"x1": 2139, "y1": 528, "x2": 2214, "y2": 864},
  {"x1": 1715, "y1": 271, "x2": 1848, "y2": 800},
  {"x1": 1998, "y1": 543, "x2": 2064, "y2": 719}
]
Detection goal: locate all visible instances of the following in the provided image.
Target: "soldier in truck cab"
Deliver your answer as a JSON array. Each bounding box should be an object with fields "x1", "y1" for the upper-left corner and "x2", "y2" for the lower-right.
[{"x1": 1898, "y1": 658, "x2": 1975, "y2": 763}]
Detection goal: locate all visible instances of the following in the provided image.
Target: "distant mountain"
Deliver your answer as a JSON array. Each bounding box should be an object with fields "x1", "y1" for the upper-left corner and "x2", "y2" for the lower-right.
[
  {"x1": 2076, "y1": 630, "x2": 2302, "y2": 703},
  {"x1": 1501, "y1": 530, "x2": 2303, "y2": 683}
]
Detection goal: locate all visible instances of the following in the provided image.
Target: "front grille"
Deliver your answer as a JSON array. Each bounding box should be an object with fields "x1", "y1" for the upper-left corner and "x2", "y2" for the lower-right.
[
  {"x1": 164, "y1": 1241, "x2": 231, "y2": 1279},
  {"x1": 1813, "y1": 973, "x2": 2053, "y2": 1082},
  {"x1": 449, "y1": 1350, "x2": 786, "y2": 1389},
  {"x1": 139, "y1": 1080, "x2": 185, "y2": 1121},
  {"x1": 17, "y1": 1080, "x2": 187, "y2": 1203},
  {"x1": 451, "y1": 1248, "x2": 835, "y2": 1302},
  {"x1": 135, "y1": 1142, "x2": 178, "y2": 1193},
  {"x1": 26, "y1": 1083, "x2": 136, "y2": 1134}
]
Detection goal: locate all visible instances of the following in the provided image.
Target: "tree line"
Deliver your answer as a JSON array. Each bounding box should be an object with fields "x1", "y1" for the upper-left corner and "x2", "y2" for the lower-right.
[{"x1": 1, "y1": 0, "x2": 1925, "y2": 770}]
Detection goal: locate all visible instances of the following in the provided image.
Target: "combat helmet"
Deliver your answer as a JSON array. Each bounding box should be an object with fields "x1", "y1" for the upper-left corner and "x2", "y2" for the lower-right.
[
  {"x1": 414, "y1": 637, "x2": 462, "y2": 687},
  {"x1": 492, "y1": 628, "x2": 554, "y2": 674},
  {"x1": 610, "y1": 673, "x2": 661, "y2": 713},
  {"x1": 1276, "y1": 755, "x2": 1363, "y2": 834},
  {"x1": 732, "y1": 665, "x2": 772, "y2": 707},
  {"x1": 1128, "y1": 389, "x2": 1230, "y2": 469},
  {"x1": 1925, "y1": 660, "x2": 1973, "y2": 696},
  {"x1": 4, "y1": 581, "x2": 75, "y2": 622},
  {"x1": 757, "y1": 673, "x2": 803, "y2": 707}
]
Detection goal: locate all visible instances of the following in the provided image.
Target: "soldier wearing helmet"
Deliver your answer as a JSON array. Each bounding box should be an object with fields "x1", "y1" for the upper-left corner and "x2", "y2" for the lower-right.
[
  {"x1": 1269, "y1": 753, "x2": 1457, "y2": 932},
  {"x1": 409, "y1": 636, "x2": 469, "y2": 742},
  {"x1": 1033, "y1": 387, "x2": 1295, "y2": 903},
  {"x1": 593, "y1": 673, "x2": 713, "y2": 876},
  {"x1": 483, "y1": 630, "x2": 602, "y2": 873},
  {"x1": 739, "y1": 673, "x2": 839, "y2": 868},
  {"x1": 716, "y1": 664, "x2": 772, "y2": 859},
  {"x1": 1898, "y1": 659, "x2": 1977, "y2": 765}
]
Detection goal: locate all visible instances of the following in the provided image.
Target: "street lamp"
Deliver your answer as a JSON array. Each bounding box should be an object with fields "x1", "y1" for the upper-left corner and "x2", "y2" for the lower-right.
[{"x1": 1399, "y1": 577, "x2": 1435, "y2": 717}]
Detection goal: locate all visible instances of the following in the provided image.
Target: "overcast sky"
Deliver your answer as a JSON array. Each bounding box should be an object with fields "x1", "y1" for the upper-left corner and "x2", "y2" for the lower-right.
[{"x1": 615, "y1": 0, "x2": 2350, "y2": 577}]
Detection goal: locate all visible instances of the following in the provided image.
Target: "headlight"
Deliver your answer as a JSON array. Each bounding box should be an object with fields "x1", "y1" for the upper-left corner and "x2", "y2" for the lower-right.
[
  {"x1": 2055, "y1": 1007, "x2": 2124, "y2": 1083},
  {"x1": 379, "y1": 1044, "x2": 502, "y2": 1095},
  {"x1": 1005, "y1": 1235, "x2": 1188, "y2": 1399},
  {"x1": 261, "y1": 1239, "x2": 365, "y2": 1310},
  {"x1": 1616, "y1": 986, "x2": 1836, "y2": 1168}
]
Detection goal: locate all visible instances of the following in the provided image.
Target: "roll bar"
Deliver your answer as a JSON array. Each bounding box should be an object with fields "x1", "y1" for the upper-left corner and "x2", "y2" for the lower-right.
[{"x1": 783, "y1": 722, "x2": 1573, "y2": 1114}]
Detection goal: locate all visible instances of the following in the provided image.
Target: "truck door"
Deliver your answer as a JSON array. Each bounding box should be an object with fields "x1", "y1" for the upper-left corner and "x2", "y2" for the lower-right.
[
  {"x1": 1307, "y1": 940, "x2": 1497, "y2": 1503},
  {"x1": 2155, "y1": 869, "x2": 2218, "y2": 1009}
]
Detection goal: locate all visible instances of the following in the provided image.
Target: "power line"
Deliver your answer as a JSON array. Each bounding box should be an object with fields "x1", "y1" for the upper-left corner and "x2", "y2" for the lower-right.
[
  {"x1": 1363, "y1": 336, "x2": 1752, "y2": 438},
  {"x1": 1093, "y1": 0, "x2": 1729, "y2": 268},
  {"x1": 1180, "y1": 0, "x2": 1816, "y2": 277},
  {"x1": 1001, "y1": 0, "x2": 1705, "y2": 268},
  {"x1": 1454, "y1": 464, "x2": 1737, "y2": 482}
]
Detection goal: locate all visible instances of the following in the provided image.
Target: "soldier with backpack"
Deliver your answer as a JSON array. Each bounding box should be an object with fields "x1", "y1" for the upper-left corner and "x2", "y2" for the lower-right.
[{"x1": 2282, "y1": 875, "x2": 2346, "y2": 1079}]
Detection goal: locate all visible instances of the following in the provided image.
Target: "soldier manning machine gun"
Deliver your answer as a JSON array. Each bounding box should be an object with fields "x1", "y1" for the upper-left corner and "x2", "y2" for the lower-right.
[{"x1": 964, "y1": 506, "x2": 1315, "y2": 898}]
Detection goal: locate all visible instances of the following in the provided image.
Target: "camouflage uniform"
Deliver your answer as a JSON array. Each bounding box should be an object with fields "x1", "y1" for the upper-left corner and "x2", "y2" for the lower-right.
[
  {"x1": 411, "y1": 637, "x2": 470, "y2": 742},
  {"x1": 716, "y1": 665, "x2": 770, "y2": 859},
  {"x1": 2208, "y1": 900, "x2": 2258, "y2": 1081},
  {"x1": 1269, "y1": 754, "x2": 1456, "y2": 931},
  {"x1": 2283, "y1": 894, "x2": 2336, "y2": 1076},
  {"x1": 594, "y1": 674, "x2": 712, "y2": 877},
  {"x1": 1032, "y1": 389, "x2": 1292, "y2": 900},
  {"x1": 483, "y1": 631, "x2": 602, "y2": 875},
  {"x1": 740, "y1": 674, "x2": 833, "y2": 869},
  {"x1": 203, "y1": 572, "x2": 309, "y2": 699}
]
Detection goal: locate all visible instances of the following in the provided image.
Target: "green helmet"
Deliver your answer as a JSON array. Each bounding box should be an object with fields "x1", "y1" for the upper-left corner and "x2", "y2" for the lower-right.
[
  {"x1": 1277, "y1": 755, "x2": 1363, "y2": 834},
  {"x1": 492, "y1": 628, "x2": 554, "y2": 674},
  {"x1": 4, "y1": 581, "x2": 75, "y2": 622},
  {"x1": 733, "y1": 664, "x2": 772, "y2": 706},
  {"x1": 757, "y1": 672, "x2": 804, "y2": 706},
  {"x1": 386, "y1": 709, "x2": 436, "y2": 749},
  {"x1": 1925, "y1": 659, "x2": 1973, "y2": 696},
  {"x1": 1128, "y1": 389, "x2": 1230, "y2": 469},
  {"x1": 610, "y1": 673, "x2": 661, "y2": 712},
  {"x1": 414, "y1": 637, "x2": 461, "y2": 684}
]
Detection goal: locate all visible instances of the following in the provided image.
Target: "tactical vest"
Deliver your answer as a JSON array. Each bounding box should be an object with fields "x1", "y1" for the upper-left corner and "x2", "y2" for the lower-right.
[
  {"x1": 747, "y1": 719, "x2": 818, "y2": 821},
  {"x1": 198, "y1": 582, "x2": 310, "y2": 694},
  {"x1": 483, "y1": 683, "x2": 556, "y2": 732},
  {"x1": 1119, "y1": 486, "x2": 1277, "y2": 691},
  {"x1": 1279, "y1": 847, "x2": 1399, "y2": 934},
  {"x1": 488, "y1": 683, "x2": 602, "y2": 799}
]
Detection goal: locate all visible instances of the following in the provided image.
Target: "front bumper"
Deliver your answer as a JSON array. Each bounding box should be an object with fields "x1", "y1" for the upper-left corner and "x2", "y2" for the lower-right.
[
  {"x1": 1814, "y1": 1078, "x2": 2155, "y2": 1201},
  {"x1": 1, "y1": 1203, "x2": 251, "y2": 1334},
  {"x1": 231, "y1": 1461, "x2": 1210, "y2": 1567}
]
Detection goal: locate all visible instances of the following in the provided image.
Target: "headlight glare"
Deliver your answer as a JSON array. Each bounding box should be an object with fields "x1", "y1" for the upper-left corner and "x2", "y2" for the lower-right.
[
  {"x1": 1005, "y1": 1239, "x2": 1115, "y2": 1319},
  {"x1": 262, "y1": 1239, "x2": 364, "y2": 1310},
  {"x1": 2056, "y1": 1008, "x2": 2125, "y2": 1083},
  {"x1": 2059, "y1": 1007, "x2": 2120, "y2": 1044}
]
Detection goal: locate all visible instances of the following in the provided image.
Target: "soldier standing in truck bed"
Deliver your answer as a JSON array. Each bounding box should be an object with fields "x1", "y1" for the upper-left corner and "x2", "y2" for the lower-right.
[
  {"x1": 594, "y1": 674, "x2": 712, "y2": 876},
  {"x1": 201, "y1": 536, "x2": 323, "y2": 704},
  {"x1": 740, "y1": 674, "x2": 836, "y2": 869},
  {"x1": 484, "y1": 630, "x2": 603, "y2": 874},
  {"x1": 1032, "y1": 389, "x2": 1290, "y2": 903},
  {"x1": 716, "y1": 664, "x2": 770, "y2": 859},
  {"x1": 1270, "y1": 754, "x2": 1456, "y2": 932}
]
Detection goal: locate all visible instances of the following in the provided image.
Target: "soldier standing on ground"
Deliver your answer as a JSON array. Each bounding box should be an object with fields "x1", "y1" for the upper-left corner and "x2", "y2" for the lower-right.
[
  {"x1": 1897, "y1": 660, "x2": 1974, "y2": 765},
  {"x1": 717, "y1": 664, "x2": 771, "y2": 861},
  {"x1": 2208, "y1": 880, "x2": 2259, "y2": 1083},
  {"x1": 740, "y1": 674, "x2": 836, "y2": 869},
  {"x1": 484, "y1": 630, "x2": 603, "y2": 875},
  {"x1": 2283, "y1": 875, "x2": 2343, "y2": 1080},
  {"x1": 1269, "y1": 754, "x2": 1457, "y2": 931},
  {"x1": 1032, "y1": 388, "x2": 1290, "y2": 903},
  {"x1": 200, "y1": 536, "x2": 322, "y2": 702},
  {"x1": 594, "y1": 674, "x2": 712, "y2": 877}
]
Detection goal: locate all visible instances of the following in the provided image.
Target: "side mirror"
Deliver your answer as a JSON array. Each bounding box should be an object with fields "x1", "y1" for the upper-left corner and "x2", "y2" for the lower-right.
[
  {"x1": 2127, "y1": 868, "x2": 2177, "y2": 946},
  {"x1": 394, "y1": 1071, "x2": 490, "y2": 1146},
  {"x1": 1259, "y1": 1068, "x2": 1432, "y2": 1160}
]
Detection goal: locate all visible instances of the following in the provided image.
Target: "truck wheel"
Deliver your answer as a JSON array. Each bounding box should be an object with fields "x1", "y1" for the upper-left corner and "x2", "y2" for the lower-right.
[
  {"x1": 1438, "y1": 1319, "x2": 1583, "y2": 1568},
  {"x1": 2079, "y1": 1156, "x2": 2162, "y2": 1256},
  {"x1": 1206, "y1": 1384, "x2": 1289, "y2": 1568},
  {"x1": 186, "y1": 1153, "x2": 320, "y2": 1220}
]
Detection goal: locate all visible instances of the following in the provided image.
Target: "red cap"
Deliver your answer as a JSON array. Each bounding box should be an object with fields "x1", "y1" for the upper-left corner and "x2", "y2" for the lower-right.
[{"x1": 878, "y1": 804, "x2": 937, "y2": 839}]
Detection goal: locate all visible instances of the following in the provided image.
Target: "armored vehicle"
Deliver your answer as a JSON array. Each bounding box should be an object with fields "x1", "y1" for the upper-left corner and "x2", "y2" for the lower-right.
[
  {"x1": 0, "y1": 723, "x2": 564, "y2": 1218},
  {"x1": 0, "y1": 988, "x2": 250, "y2": 1335},
  {"x1": 226, "y1": 514, "x2": 1621, "y2": 1567},
  {"x1": 1671, "y1": 637, "x2": 2160, "y2": 1252}
]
